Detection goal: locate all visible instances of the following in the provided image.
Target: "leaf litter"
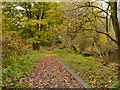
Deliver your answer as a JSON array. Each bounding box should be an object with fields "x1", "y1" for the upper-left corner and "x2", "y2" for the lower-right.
[{"x1": 28, "y1": 56, "x2": 84, "y2": 88}]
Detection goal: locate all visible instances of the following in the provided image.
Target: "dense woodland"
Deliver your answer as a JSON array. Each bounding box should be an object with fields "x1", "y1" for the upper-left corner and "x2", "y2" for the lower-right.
[{"x1": 1, "y1": 1, "x2": 120, "y2": 88}]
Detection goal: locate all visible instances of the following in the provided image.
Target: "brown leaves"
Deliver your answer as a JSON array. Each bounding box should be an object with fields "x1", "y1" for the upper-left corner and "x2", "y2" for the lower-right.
[
  {"x1": 28, "y1": 56, "x2": 83, "y2": 88},
  {"x1": 71, "y1": 60, "x2": 118, "y2": 88}
]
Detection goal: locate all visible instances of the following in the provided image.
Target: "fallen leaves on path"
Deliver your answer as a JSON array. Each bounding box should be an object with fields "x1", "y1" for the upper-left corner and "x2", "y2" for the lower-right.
[
  {"x1": 71, "y1": 62, "x2": 118, "y2": 88},
  {"x1": 28, "y1": 56, "x2": 84, "y2": 88}
]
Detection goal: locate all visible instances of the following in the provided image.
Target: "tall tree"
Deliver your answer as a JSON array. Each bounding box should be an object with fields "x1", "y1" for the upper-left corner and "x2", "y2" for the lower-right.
[
  {"x1": 74, "y1": 1, "x2": 120, "y2": 55},
  {"x1": 2, "y1": 2, "x2": 65, "y2": 50},
  {"x1": 110, "y1": 2, "x2": 120, "y2": 55}
]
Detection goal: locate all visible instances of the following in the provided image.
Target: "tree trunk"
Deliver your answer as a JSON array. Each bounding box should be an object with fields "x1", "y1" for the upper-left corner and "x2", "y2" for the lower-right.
[
  {"x1": 40, "y1": 7, "x2": 45, "y2": 31},
  {"x1": 70, "y1": 38, "x2": 72, "y2": 50},
  {"x1": 32, "y1": 42, "x2": 39, "y2": 51},
  {"x1": 72, "y1": 45, "x2": 78, "y2": 54},
  {"x1": 110, "y1": 2, "x2": 120, "y2": 55},
  {"x1": 118, "y1": 44, "x2": 120, "y2": 61}
]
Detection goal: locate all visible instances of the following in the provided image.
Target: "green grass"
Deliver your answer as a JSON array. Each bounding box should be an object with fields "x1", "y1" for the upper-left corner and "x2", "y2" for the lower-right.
[
  {"x1": 39, "y1": 49, "x2": 63, "y2": 53},
  {"x1": 55, "y1": 51, "x2": 118, "y2": 88},
  {"x1": 2, "y1": 49, "x2": 118, "y2": 88},
  {"x1": 2, "y1": 50, "x2": 46, "y2": 88}
]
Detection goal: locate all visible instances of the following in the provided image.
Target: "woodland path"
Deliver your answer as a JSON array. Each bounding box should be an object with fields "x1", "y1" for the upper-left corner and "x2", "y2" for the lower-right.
[{"x1": 28, "y1": 55, "x2": 84, "y2": 88}]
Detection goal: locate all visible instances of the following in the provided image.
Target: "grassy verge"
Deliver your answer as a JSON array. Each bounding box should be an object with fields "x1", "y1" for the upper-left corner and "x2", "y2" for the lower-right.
[
  {"x1": 2, "y1": 50, "x2": 46, "y2": 88},
  {"x1": 55, "y1": 51, "x2": 118, "y2": 88}
]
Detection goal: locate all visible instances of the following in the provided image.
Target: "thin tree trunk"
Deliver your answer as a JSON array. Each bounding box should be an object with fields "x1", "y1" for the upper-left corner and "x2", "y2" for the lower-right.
[
  {"x1": 70, "y1": 38, "x2": 73, "y2": 50},
  {"x1": 40, "y1": 8, "x2": 45, "y2": 31},
  {"x1": 32, "y1": 42, "x2": 39, "y2": 51},
  {"x1": 118, "y1": 44, "x2": 120, "y2": 61}
]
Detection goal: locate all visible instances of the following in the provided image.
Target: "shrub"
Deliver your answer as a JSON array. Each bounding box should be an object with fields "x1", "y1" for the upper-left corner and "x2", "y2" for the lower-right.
[
  {"x1": 2, "y1": 50, "x2": 44, "y2": 88},
  {"x1": 2, "y1": 33, "x2": 24, "y2": 68}
]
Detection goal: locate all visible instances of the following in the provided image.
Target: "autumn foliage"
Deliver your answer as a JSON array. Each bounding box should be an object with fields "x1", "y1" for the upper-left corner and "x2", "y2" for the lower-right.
[{"x1": 2, "y1": 33, "x2": 24, "y2": 67}]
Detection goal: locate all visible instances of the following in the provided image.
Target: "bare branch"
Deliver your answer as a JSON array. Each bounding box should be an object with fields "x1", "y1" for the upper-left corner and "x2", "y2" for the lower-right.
[
  {"x1": 96, "y1": 15, "x2": 106, "y2": 19},
  {"x1": 83, "y1": 28, "x2": 118, "y2": 44},
  {"x1": 74, "y1": 5, "x2": 108, "y2": 15},
  {"x1": 90, "y1": 21, "x2": 118, "y2": 44}
]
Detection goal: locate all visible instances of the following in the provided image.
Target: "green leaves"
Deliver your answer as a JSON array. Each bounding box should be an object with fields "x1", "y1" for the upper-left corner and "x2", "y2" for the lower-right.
[
  {"x1": 2, "y1": 2, "x2": 65, "y2": 48},
  {"x1": 56, "y1": 51, "x2": 118, "y2": 88},
  {"x1": 2, "y1": 50, "x2": 45, "y2": 88}
]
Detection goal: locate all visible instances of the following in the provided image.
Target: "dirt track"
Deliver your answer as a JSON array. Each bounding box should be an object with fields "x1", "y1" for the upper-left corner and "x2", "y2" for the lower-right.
[{"x1": 28, "y1": 56, "x2": 84, "y2": 88}]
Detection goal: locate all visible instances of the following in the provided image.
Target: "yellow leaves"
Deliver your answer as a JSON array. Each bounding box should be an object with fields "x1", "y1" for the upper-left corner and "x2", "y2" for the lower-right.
[
  {"x1": 11, "y1": 7, "x2": 14, "y2": 10},
  {"x1": 32, "y1": 8, "x2": 38, "y2": 12},
  {"x1": 20, "y1": 19, "x2": 48, "y2": 27},
  {"x1": 15, "y1": 14, "x2": 20, "y2": 18},
  {"x1": 99, "y1": 35, "x2": 108, "y2": 45},
  {"x1": 94, "y1": 10, "x2": 100, "y2": 15},
  {"x1": 111, "y1": 10, "x2": 113, "y2": 12},
  {"x1": 66, "y1": 82, "x2": 70, "y2": 85},
  {"x1": 52, "y1": 74, "x2": 55, "y2": 77},
  {"x1": 31, "y1": 19, "x2": 48, "y2": 25},
  {"x1": 84, "y1": 17, "x2": 89, "y2": 21},
  {"x1": 68, "y1": 23, "x2": 71, "y2": 26},
  {"x1": 17, "y1": 10, "x2": 20, "y2": 13},
  {"x1": 21, "y1": 17, "x2": 27, "y2": 21}
]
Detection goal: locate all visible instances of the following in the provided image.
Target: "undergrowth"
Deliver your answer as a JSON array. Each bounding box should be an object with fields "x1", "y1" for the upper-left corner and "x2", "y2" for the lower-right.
[
  {"x1": 56, "y1": 51, "x2": 118, "y2": 88},
  {"x1": 2, "y1": 50, "x2": 45, "y2": 88}
]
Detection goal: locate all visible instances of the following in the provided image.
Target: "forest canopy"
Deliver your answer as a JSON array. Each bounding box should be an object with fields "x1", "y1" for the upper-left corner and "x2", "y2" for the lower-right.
[{"x1": 2, "y1": 1, "x2": 120, "y2": 59}]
